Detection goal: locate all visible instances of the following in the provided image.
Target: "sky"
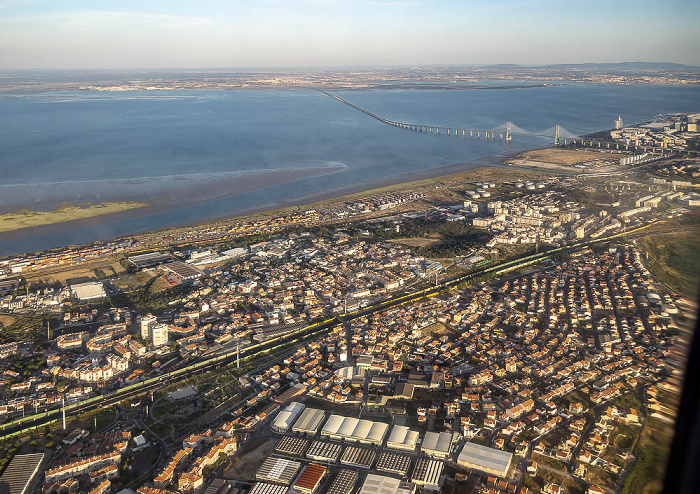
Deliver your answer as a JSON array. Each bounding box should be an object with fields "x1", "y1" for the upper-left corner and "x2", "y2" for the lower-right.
[{"x1": 1, "y1": 0, "x2": 699, "y2": 70}]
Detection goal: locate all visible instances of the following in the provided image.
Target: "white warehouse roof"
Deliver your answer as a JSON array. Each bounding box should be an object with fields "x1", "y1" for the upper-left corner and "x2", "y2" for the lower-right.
[
  {"x1": 339, "y1": 417, "x2": 361, "y2": 438},
  {"x1": 367, "y1": 422, "x2": 389, "y2": 444},
  {"x1": 422, "y1": 431, "x2": 453, "y2": 458},
  {"x1": 272, "y1": 401, "x2": 306, "y2": 433},
  {"x1": 457, "y1": 441, "x2": 513, "y2": 477},
  {"x1": 320, "y1": 414, "x2": 345, "y2": 436},
  {"x1": 70, "y1": 282, "x2": 106, "y2": 300},
  {"x1": 359, "y1": 474, "x2": 413, "y2": 494},
  {"x1": 321, "y1": 415, "x2": 389, "y2": 445},
  {"x1": 292, "y1": 408, "x2": 327, "y2": 434},
  {"x1": 272, "y1": 410, "x2": 295, "y2": 433},
  {"x1": 387, "y1": 425, "x2": 419, "y2": 451}
]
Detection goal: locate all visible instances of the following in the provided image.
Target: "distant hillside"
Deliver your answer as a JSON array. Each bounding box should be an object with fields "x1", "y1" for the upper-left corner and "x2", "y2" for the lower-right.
[
  {"x1": 481, "y1": 63, "x2": 525, "y2": 69},
  {"x1": 538, "y1": 62, "x2": 698, "y2": 70},
  {"x1": 479, "y1": 62, "x2": 698, "y2": 71}
]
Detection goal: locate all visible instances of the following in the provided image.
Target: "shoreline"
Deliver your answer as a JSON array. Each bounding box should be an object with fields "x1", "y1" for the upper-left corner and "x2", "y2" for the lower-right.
[
  {"x1": 0, "y1": 147, "x2": 540, "y2": 255},
  {"x1": 169, "y1": 147, "x2": 530, "y2": 230},
  {"x1": 0, "y1": 165, "x2": 347, "y2": 242}
]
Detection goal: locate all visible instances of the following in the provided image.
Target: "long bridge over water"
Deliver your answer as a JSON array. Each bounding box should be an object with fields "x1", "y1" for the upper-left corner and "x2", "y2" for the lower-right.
[
  {"x1": 319, "y1": 90, "x2": 696, "y2": 156},
  {"x1": 319, "y1": 89, "x2": 557, "y2": 143},
  {"x1": 317, "y1": 88, "x2": 700, "y2": 156}
]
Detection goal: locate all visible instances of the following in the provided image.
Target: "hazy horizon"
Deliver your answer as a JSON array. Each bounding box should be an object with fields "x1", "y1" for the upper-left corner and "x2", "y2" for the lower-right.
[
  {"x1": 1, "y1": 61, "x2": 699, "y2": 73},
  {"x1": 1, "y1": 0, "x2": 699, "y2": 70}
]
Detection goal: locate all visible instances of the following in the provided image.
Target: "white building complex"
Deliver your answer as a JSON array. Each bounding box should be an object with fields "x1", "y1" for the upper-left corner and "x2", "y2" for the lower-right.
[
  {"x1": 152, "y1": 324, "x2": 169, "y2": 348},
  {"x1": 271, "y1": 402, "x2": 306, "y2": 433},
  {"x1": 321, "y1": 414, "x2": 389, "y2": 445},
  {"x1": 292, "y1": 407, "x2": 326, "y2": 435},
  {"x1": 141, "y1": 314, "x2": 157, "y2": 340},
  {"x1": 421, "y1": 431, "x2": 454, "y2": 459},
  {"x1": 70, "y1": 282, "x2": 106, "y2": 301},
  {"x1": 358, "y1": 474, "x2": 415, "y2": 494},
  {"x1": 386, "y1": 425, "x2": 420, "y2": 452},
  {"x1": 457, "y1": 442, "x2": 513, "y2": 477}
]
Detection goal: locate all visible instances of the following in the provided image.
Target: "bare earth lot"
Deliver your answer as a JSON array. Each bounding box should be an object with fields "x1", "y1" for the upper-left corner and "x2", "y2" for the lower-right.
[{"x1": 514, "y1": 148, "x2": 617, "y2": 165}]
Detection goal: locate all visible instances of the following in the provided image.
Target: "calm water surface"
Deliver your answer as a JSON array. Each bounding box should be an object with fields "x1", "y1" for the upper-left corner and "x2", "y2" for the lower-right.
[{"x1": 0, "y1": 84, "x2": 698, "y2": 255}]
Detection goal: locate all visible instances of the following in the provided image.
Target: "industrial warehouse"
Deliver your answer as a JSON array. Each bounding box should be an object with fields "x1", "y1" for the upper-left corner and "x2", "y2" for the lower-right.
[
  {"x1": 273, "y1": 435, "x2": 309, "y2": 457},
  {"x1": 291, "y1": 407, "x2": 327, "y2": 435},
  {"x1": 457, "y1": 442, "x2": 514, "y2": 478},
  {"x1": 271, "y1": 401, "x2": 306, "y2": 433},
  {"x1": 255, "y1": 457, "x2": 301, "y2": 485},
  {"x1": 411, "y1": 458, "x2": 445, "y2": 491},
  {"x1": 305, "y1": 440, "x2": 343, "y2": 463},
  {"x1": 421, "y1": 431, "x2": 455, "y2": 459},
  {"x1": 386, "y1": 425, "x2": 420, "y2": 452},
  {"x1": 320, "y1": 414, "x2": 389, "y2": 445}
]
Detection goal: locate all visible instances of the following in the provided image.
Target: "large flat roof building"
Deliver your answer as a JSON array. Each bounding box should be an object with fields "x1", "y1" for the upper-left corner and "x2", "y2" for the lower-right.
[
  {"x1": 127, "y1": 252, "x2": 173, "y2": 269},
  {"x1": 358, "y1": 474, "x2": 415, "y2": 494},
  {"x1": 321, "y1": 414, "x2": 388, "y2": 445},
  {"x1": 292, "y1": 407, "x2": 326, "y2": 435},
  {"x1": 376, "y1": 451, "x2": 412, "y2": 477},
  {"x1": 163, "y1": 261, "x2": 203, "y2": 281},
  {"x1": 272, "y1": 401, "x2": 306, "y2": 433},
  {"x1": 292, "y1": 464, "x2": 327, "y2": 494},
  {"x1": 457, "y1": 442, "x2": 513, "y2": 478},
  {"x1": 0, "y1": 453, "x2": 45, "y2": 494},
  {"x1": 327, "y1": 469, "x2": 358, "y2": 494},
  {"x1": 70, "y1": 282, "x2": 106, "y2": 301},
  {"x1": 340, "y1": 446, "x2": 376, "y2": 469},
  {"x1": 411, "y1": 458, "x2": 444, "y2": 491},
  {"x1": 386, "y1": 425, "x2": 420, "y2": 452},
  {"x1": 274, "y1": 435, "x2": 309, "y2": 457},
  {"x1": 248, "y1": 483, "x2": 288, "y2": 494},
  {"x1": 305, "y1": 440, "x2": 343, "y2": 463},
  {"x1": 421, "y1": 431, "x2": 454, "y2": 459},
  {"x1": 255, "y1": 457, "x2": 301, "y2": 485}
]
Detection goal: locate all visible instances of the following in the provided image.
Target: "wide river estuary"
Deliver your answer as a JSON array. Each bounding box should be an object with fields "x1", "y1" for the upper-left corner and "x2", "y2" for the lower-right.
[{"x1": 0, "y1": 83, "x2": 699, "y2": 255}]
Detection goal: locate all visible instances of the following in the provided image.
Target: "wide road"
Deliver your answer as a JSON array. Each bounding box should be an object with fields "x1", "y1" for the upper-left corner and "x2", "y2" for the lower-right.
[{"x1": 0, "y1": 222, "x2": 654, "y2": 440}]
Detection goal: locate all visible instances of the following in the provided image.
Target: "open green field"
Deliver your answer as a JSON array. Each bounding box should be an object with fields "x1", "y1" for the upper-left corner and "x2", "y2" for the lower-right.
[
  {"x1": 0, "y1": 201, "x2": 149, "y2": 233},
  {"x1": 637, "y1": 228, "x2": 700, "y2": 299}
]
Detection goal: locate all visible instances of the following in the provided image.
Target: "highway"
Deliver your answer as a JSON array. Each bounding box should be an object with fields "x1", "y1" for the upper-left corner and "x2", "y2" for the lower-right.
[{"x1": 0, "y1": 222, "x2": 653, "y2": 441}]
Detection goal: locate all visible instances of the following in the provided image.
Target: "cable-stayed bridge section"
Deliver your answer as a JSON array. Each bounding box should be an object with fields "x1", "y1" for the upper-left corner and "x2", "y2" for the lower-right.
[
  {"x1": 318, "y1": 89, "x2": 575, "y2": 144},
  {"x1": 319, "y1": 89, "x2": 517, "y2": 142},
  {"x1": 319, "y1": 90, "x2": 694, "y2": 156}
]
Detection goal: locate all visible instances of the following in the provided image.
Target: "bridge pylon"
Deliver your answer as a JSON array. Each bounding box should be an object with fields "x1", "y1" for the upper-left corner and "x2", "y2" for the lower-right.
[
  {"x1": 554, "y1": 124, "x2": 560, "y2": 146},
  {"x1": 506, "y1": 121, "x2": 512, "y2": 142}
]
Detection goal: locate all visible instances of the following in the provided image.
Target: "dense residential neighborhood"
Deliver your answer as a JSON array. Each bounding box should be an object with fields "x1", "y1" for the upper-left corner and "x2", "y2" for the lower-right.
[{"x1": 0, "y1": 144, "x2": 696, "y2": 494}]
